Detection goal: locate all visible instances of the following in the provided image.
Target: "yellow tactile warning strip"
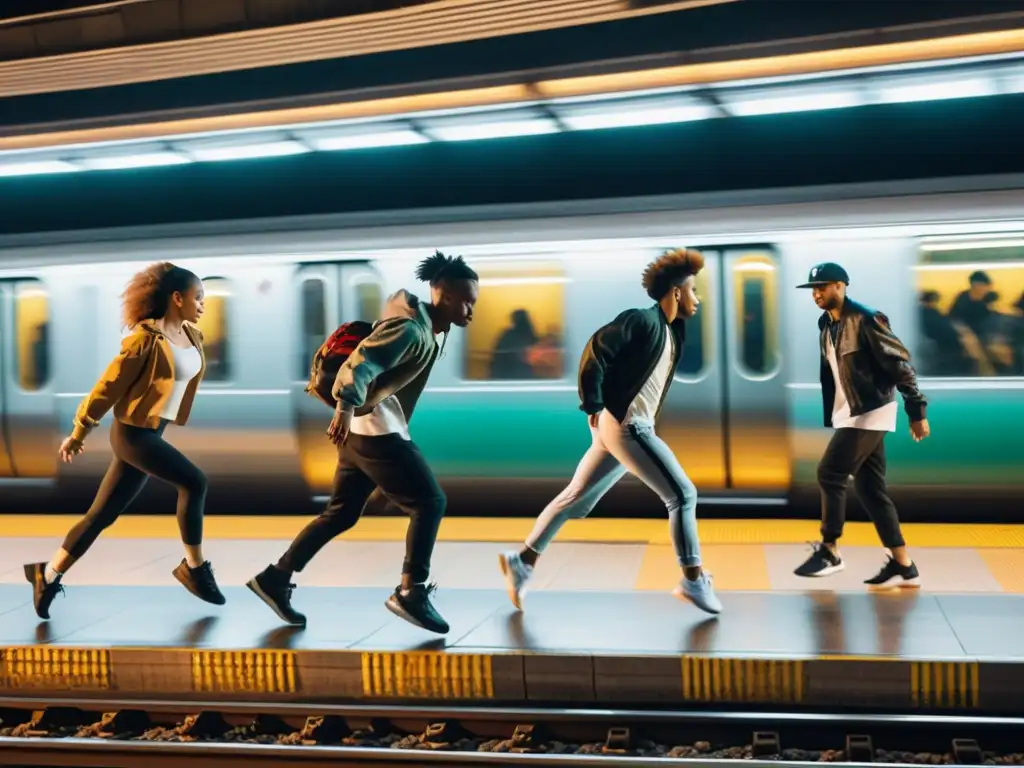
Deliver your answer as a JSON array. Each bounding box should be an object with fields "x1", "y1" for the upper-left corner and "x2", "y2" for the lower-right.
[
  {"x1": 0, "y1": 647, "x2": 111, "y2": 691},
  {"x1": 978, "y1": 550, "x2": 1024, "y2": 593},
  {"x1": 636, "y1": 544, "x2": 772, "y2": 591},
  {"x1": 191, "y1": 650, "x2": 299, "y2": 695},
  {"x1": 360, "y1": 652, "x2": 495, "y2": 699},
  {"x1": 681, "y1": 657, "x2": 804, "y2": 703},
  {"x1": 9, "y1": 516, "x2": 1024, "y2": 547},
  {"x1": 911, "y1": 661, "x2": 979, "y2": 709}
]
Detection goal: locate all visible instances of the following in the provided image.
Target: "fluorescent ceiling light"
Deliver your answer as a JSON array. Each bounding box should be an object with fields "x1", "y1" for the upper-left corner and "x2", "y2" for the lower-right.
[
  {"x1": 428, "y1": 118, "x2": 559, "y2": 142},
  {"x1": 559, "y1": 105, "x2": 715, "y2": 130},
  {"x1": 305, "y1": 129, "x2": 428, "y2": 151},
  {"x1": 724, "y1": 91, "x2": 862, "y2": 117},
  {"x1": 184, "y1": 140, "x2": 311, "y2": 161},
  {"x1": 875, "y1": 78, "x2": 997, "y2": 104},
  {"x1": 920, "y1": 239, "x2": 1024, "y2": 251},
  {"x1": 77, "y1": 152, "x2": 191, "y2": 170},
  {"x1": 0, "y1": 160, "x2": 80, "y2": 177}
]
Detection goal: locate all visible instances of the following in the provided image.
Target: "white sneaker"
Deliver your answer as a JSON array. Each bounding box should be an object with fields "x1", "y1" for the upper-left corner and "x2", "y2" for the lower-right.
[{"x1": 498, "y1": 551, "x2": 533, "y2": 610}]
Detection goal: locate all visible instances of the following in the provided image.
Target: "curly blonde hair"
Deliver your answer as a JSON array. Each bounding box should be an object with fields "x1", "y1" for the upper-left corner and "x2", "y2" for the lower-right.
[
  {"x1": 120, "y1": 262, "x2": 199, "y2": 328},
  {"x1": 641, "y1": 248, "x2": 705, "y2": 300}
]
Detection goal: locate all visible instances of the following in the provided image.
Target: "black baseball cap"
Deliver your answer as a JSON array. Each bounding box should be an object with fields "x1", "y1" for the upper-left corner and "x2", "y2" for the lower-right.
[{"x1": 796, "y1": 262, "x2": 850, "y2": 288}]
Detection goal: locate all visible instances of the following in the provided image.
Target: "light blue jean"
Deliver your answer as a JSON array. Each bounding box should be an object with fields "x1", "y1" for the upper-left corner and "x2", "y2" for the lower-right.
[{"x1": 525, "y1": 410, "x2": 701, "y2": 567}]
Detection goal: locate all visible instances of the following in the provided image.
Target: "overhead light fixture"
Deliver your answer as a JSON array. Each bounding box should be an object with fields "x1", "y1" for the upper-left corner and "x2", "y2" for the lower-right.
[
  {"x1": 558, "y1": 103, "x2": 715, "y2": 130},
  {"x1": 302, "y1": 127, "x2": 428, "y2": 151},
  {"x1": 874, "y1": 77, "x2": 997, "y2": 104},
  {"x1": 425, "y1": 115, "x2": 559, "y2": 142},
  {"x1": 182, "y1": 140, "x2": 311, "y2": 162},
  {"x1": 723, "y1": 90, "x2": 863, "y2": 117},
  {"x1": 0, "y1": 160, "x2": 80, "y2": 177},
  {"x1": 76, "y1": 151, "x2": 191, "y2": 170}
]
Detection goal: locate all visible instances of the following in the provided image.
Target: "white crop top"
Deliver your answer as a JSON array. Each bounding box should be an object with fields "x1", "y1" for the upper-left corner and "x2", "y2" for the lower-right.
[{"x1": 160, "y1": 343, "x2": 202, "y2": 421}]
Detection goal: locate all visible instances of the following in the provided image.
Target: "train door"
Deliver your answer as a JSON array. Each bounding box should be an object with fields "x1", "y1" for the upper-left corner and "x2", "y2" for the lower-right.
[
  {"x1": 719, "y1": 246, "x2": 790, "y2": 497},
  {"x1": 0, "y1": 279, "x2": 58, "y2": 479},
  {"x1": 292, "y1": 261, "x2": 385, "y2": 498}
]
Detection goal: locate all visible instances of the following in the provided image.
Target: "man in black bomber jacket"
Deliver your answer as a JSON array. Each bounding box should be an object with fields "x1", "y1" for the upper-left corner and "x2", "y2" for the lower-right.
[
  {"x1": 794, "y1": 262, "x2": 931, "y2": 588},
  {"x1": 498, "y1": 249, "x2": 722, "y2": 616}
]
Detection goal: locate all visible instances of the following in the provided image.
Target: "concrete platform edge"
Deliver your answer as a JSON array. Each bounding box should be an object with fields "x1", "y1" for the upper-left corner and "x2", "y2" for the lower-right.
[{"x1": 2, "y1": 646, "x2": 1022, "y2": 714}]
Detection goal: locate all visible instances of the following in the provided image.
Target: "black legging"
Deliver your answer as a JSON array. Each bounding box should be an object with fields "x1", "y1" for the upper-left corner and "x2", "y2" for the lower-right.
[{"x1": 62, "y1": 419, "x2": 208, "y2": 558}]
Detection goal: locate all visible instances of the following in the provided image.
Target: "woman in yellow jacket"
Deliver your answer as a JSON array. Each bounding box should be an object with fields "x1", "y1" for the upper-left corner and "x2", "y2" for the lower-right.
[{"x1": 24, "y1": 262, "x2": 226, "y2": 620}]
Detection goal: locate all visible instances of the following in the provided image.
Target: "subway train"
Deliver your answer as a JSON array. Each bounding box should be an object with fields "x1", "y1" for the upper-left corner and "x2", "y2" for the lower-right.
[{"x1": 1, "y1": 178, "x2": 1022, "y2": 522}]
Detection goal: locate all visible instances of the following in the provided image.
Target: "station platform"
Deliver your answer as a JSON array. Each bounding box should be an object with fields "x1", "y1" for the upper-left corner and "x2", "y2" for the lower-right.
[{"x1": 2, "y1": 517, "x2": 1024, "y2": 715}]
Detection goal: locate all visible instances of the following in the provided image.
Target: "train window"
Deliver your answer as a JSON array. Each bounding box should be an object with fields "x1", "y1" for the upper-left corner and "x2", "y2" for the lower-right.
[
  {"x1": 300, "y1": 278, "x2": 327, "y2": 378},
  {"x1": 195, "y1": 277, "x2": 232, "y2": 382},
  {"x1": 732, "y1": 253, "x2": 781, "y2": 376},
  {"x1": 13, "y1": 279, "x2": 50, "y2": 392},
  {"x1": 677, "y1": 264, "x2": 710, "y2": 377},
  {"x1": 464, "y1": 261, "x2": 567, "y2": 381},
  {"x1": 915, "y1": 239, "x2": 1024, "y2": 377},
  {"x1": 355, "y1": 281, "x2": 382, "y2": 323}
]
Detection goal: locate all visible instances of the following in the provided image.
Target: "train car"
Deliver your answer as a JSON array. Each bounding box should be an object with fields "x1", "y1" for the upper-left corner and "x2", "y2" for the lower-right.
[{"x1": 1, "y1": 179, "x2": 1022, "y2": 521}]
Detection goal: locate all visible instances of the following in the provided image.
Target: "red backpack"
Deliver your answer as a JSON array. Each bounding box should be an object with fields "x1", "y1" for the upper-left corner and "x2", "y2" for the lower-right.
[{"x1": 305, "y1": 320, "x2": 374, "y2": 408}]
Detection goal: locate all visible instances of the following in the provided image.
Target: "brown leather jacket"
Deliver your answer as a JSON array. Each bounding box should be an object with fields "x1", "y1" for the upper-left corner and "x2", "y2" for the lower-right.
[{"x1": 71, "y1": 320, "x2": 206, "y2": 443}]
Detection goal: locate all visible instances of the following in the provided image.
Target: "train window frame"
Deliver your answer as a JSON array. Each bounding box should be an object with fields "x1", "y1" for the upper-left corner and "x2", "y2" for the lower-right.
[
  {"x1": 729, "y1": 249, "x2": 783, "y2": 382},
  {"x1": 298, "y1": 276, "x2": 329, "y2": 380},
  {"x1": 672, "y1": 255, "x2": 713, "y2": 384},
  {"x1": 460, "y1": 259, "x2": 571, "y2": 384},
  {"x1": 195, "y1": 275, "x2": 233, "y2": 385},
  {"x1": 9, "y1": 278, "x2": 52, "y2": 393},
  {"x1": 915, "y1": 236, "x2": 1024, "y2": 380},
  {"x1": 351, "y1": 275, "x2": 384, "y2": 324}
]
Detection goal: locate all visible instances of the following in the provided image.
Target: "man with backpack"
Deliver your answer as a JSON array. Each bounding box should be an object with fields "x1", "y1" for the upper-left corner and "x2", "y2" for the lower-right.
[{"x1": 248, "y1": 252, "x2": 479, "y2": 633}]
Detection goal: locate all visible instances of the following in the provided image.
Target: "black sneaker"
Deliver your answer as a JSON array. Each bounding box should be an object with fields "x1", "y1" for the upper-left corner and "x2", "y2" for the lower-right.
[
  {"x1": 865, "y1": 557, "x2": 921, "y2": 589},
  {"x1": 172, "y1": 559, "x2": 226, "y2": 605},
  {"x1": 385, "y1": 582, "x2": 450, "y2": 634},
  {"x1": 794, "y1": 543, "x2": 845, "y2": 578},
  {"x1": 23, "y1": 562, "x2": 64, "y2": 621},
  {"x1": 247, "y1": 565, "x2": 306, "y2": 627}
]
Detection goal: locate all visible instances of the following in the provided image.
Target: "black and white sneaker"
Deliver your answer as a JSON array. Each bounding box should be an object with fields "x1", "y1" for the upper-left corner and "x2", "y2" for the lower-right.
[
  {"x1": 247, "y1": 565, "x2": 307, "y2": 627},
  {"x1": 794, "y1": 542, "x2": 846, "y2": 578},
  {"x1": 864, "y1": 556, "x2": 921, "y2": 589},
  {"x1": 172, "y1": 559, "x2": 226, "y2": 605},
  {"x1": 24, "y1": 562, "x2": 64, "y2": 621},
  {"x1": 385, "y1": 582, "x2": 450, "y2": 634}
]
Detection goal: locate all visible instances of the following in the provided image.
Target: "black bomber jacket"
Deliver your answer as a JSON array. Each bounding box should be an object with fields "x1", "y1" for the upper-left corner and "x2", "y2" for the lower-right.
[
  {"x1": 819, "y1": 297, "x2": 928, "y2": 427},
  {"x1": 578, "y1": 304, "x2": 685, "y2": 423}
]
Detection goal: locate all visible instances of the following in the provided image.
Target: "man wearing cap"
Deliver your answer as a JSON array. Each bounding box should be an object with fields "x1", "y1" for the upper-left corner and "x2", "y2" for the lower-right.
[{"x1": 794, "y1": 262, "x2": 930, "y2": 588}]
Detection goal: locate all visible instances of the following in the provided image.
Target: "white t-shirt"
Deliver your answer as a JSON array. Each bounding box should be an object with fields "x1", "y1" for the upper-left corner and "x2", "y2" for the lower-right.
[
  {"x1": 826, "y1": 334, "x2": 897, "y2": 432},
  {"x1": 624, "y1": 331, "x2": 674, "y2": 426},
  {"x1": 160, "y1": 343, "x2": 203, "y2": 421},
  {"x1": 350, "y1": 395, "x2": 411, "y2": 441}
]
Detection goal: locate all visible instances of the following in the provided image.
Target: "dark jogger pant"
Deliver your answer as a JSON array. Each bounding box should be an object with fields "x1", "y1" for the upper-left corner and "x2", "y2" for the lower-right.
[
  {"x1": 818, "y1": 427, "x2": 906, "y2": 549},
  {"x1": 62, "y1": 419, "x2": 208, "y2": 558},
  {"x1": 278, "y1": 433, "x2": 446, "y2": 584}
]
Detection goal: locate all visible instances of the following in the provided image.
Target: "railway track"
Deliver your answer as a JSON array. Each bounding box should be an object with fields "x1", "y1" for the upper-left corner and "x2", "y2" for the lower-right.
[{"x1": 1, "y1": 697, "x2": 1023, "y2": 767}]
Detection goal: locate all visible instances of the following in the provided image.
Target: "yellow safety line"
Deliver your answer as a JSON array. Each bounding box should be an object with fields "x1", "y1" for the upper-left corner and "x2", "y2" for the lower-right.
[{"x1": 6, "y1": 516, "x2": 1024, "y2": 547}]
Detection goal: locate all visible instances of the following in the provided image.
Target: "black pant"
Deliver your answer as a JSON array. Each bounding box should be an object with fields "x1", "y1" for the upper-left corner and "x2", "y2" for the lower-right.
[
  {"x1": 818, "y1": 428, "x2": 905, "y2": 549},
  {"x1": 278, "y1": 433, "x2": 446, "y2": 583},
  {"x1": 62, "y1": 420, "x2": 208, "y2": 558}
]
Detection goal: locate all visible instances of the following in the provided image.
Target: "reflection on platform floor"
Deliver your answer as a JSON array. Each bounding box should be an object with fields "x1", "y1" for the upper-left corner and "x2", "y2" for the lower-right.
[
  {"x1": 2, "y1": 536, "x2": 1023, "y2": 593},
  {"x1": 1, "y1": 582, "x2": 1023, "y2": 660}
]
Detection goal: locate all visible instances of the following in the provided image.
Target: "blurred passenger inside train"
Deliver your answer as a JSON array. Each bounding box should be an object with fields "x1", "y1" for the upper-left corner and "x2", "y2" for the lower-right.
[
  {"x1": 525, "y1": 324, "x2": 565, "y2": 378},
  {"x1": 247, "y1": 251, "x2": 479, "y2": 634},
  {"x1": 917, "y1": 290, "x2": 971, "y2": 376},
  {"x1": 24, "y1": 263, "x2": 223, "y2": 621},
  {"x1": 794, "y1": 262, "x2": 929, "y2": 588},
  {"x1": 490, "y1": 308, "x2": 539, "y2": 379},
  {"x1": 948, "y1": 269, "x2": 993, "y2": 337},
  {"x1": 499, "y1": 248, "x2": 722, "y2": 616}
]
